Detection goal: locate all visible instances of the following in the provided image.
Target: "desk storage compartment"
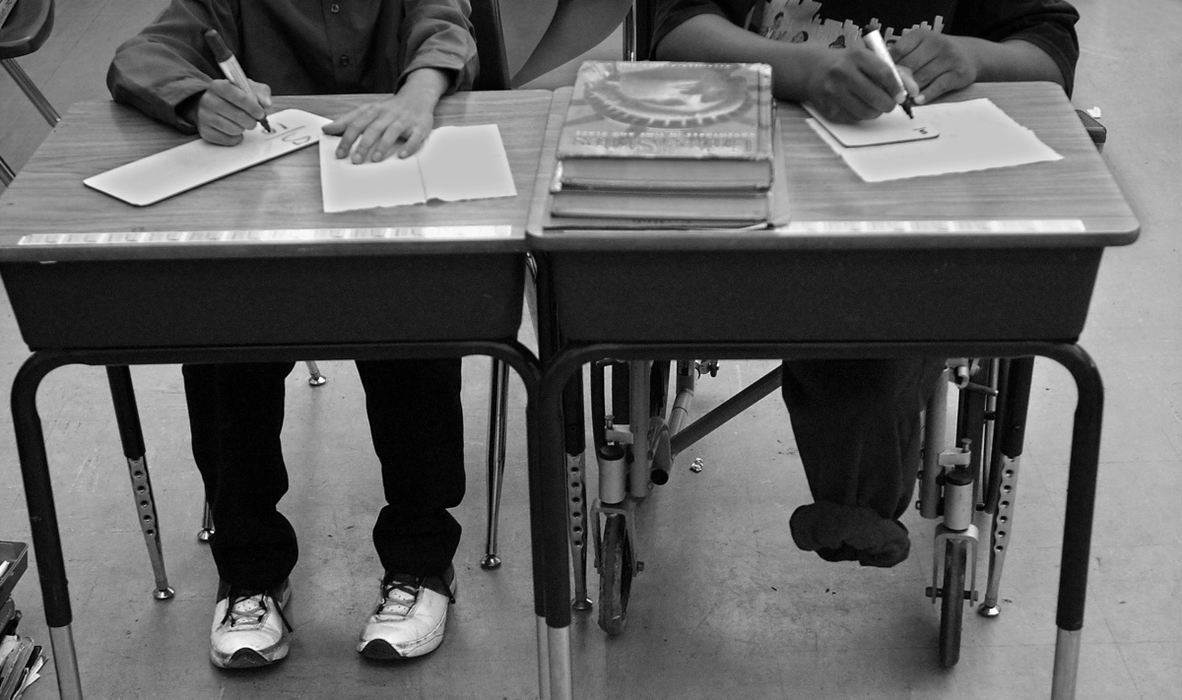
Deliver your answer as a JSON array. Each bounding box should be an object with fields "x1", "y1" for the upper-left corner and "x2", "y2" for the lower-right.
[
  {"x1": 547, "y1": 247, "x2": 1102, "y2": 343},
  {"x1": 1, "y1": 254, "x2": 525, "y2": 349}
]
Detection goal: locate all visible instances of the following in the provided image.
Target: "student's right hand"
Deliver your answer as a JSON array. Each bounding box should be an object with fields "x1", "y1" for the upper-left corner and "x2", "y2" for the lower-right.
[
  {"x1": 188, "y1": 78, "x2": 273, "y2": 146},
  {"x1": 802, "y1": 48, "x2": 912, "y2": 123}
]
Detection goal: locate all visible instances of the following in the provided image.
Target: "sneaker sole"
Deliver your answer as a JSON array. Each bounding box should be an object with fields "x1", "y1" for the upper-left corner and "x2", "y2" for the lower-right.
[
  {"x1": 211, "y1": 643, "x2": 289, "y2": 669},
  {"x1": 358, "y1": 634, "x2": 444, "y2": 661}
]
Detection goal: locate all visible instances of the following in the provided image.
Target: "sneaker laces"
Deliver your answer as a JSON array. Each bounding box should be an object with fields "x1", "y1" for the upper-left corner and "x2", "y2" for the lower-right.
[
  {"x1": 376, "y1": 576, "x2": 423, "y2": 618},
  {"x1": 222, "y1": 586, "x2": 292, "y2": 632}
]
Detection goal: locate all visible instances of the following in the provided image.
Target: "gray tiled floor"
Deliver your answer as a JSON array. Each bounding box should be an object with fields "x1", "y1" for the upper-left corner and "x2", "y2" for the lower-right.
[{"x1": 1, "y1": 1, "x2": 1179, "y2": 698}]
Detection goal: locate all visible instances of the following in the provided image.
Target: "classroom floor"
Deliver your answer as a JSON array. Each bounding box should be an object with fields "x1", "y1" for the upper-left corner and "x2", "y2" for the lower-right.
[{"x1": 1, "y1": 1, "x2": 1179, "y2": 698}]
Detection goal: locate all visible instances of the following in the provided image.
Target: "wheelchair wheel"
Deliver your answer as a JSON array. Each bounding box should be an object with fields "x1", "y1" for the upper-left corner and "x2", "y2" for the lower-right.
[
  {"x1": 598, "y1": 513, "x2": 634, "y2": 636},
  {"x1": 939, "y1": 538, "x2": 968, "y2": 668}
]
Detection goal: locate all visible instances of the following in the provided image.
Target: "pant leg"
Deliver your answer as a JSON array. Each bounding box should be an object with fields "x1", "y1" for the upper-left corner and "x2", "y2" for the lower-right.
[
  {"x1": 356, "y1": 358, "x2": 465, "y2": 577},
  {"x1": 183, "y1": 362, "x2": 298, "y2": 590},
  {"x1": 781, "y1": 357, "x2": 944, "y2": 518},
  {"x1": 780, "y1": 357, "x2": 944, "y2": 566}
]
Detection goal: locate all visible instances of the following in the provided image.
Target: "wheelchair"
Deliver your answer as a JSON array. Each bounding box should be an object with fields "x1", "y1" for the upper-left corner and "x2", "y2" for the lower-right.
[{"x1": 560, "y1": 355, "x2": 1030, "y2": 668}]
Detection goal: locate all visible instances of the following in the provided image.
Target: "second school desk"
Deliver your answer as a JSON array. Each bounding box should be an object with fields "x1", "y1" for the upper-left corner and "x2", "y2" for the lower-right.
[
  {"x1": 0, "y1": 90, "x2": 553, "y2": 699},
  {"x1": 527, "y1": 82, "x2": 1140, "y2": 699}
]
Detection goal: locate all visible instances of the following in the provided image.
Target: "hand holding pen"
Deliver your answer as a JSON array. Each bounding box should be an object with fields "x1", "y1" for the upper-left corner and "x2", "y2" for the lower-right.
[
  {"x1": 862, "y1": 28, "x2": 916, "y2": 118},
  {"x1": 187, "y1": 29, "x2": 273, "y2": 145}
]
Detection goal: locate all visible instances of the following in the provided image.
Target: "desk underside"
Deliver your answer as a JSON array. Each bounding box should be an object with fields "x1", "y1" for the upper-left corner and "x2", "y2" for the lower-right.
[
  {"x1": 547, "y1": 247, "x2": 1101, "y2": 344},
  {"x1": 1, "y1": 253, "x2": 525, "y2": 350}
]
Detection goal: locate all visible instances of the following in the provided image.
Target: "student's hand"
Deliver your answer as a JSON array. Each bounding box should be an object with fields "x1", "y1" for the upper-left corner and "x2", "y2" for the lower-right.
[
  {"x1": 322, "y1": 69, "x2": 450, "y2": 163},
  {"x1": 802, "y1": 48, "x2": 909, "y2": 123},
  {"x1": 189, "y1": 78, "x2": 273, "y2": 146},
  {"x1": 890, "y1": 29, "x2": 978, "y2": 105}
]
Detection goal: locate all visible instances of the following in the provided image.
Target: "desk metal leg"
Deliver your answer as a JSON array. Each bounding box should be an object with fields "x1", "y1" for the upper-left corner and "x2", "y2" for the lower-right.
[
  {"x1": 538, "y1": 361, "x2": 581, "y2": 699},
  {"x1": 533, "y1": 259, "x2": 575, "y2": 699},
  {"x1": 1047, "y1": 344, "x2": 1103, "y2": 700},
  {"x1": 106, "y1": 366, "x2": 175, "y2": 600},
  {"x1": 12, "y1": 353, "x2": 83, "y2": 699}
]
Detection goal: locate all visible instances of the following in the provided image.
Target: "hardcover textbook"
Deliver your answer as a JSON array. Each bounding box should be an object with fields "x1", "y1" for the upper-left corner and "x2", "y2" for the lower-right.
[{"x1": 555, "y1": 61, "x2": 775, "y2": 191}]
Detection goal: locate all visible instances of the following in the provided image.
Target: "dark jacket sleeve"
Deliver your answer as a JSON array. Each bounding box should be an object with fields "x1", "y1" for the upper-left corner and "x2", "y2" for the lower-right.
[
  {"x1": 401, "y1": 0, "x2": 479, "y2": 93},
  {"x1": 106, "y1": 0, "x2": 238, "y2": 133},
  {"x1": 952, "y1": 0, "x2": 1079, "y2": 95}
]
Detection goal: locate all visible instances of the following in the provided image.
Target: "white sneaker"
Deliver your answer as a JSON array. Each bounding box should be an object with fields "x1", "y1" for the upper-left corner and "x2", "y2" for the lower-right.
[
  {"x1": 357, "y1": 566, "x2": 456, "y2": 660},
  {"x1": 209, "y1": 579, "x2": 292, "y2": 669}
]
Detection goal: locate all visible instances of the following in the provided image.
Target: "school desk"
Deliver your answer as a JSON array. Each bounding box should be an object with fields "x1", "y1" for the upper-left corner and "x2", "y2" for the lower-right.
[
  {"x1": 526, "y1": 82, "x2": 1139, "y2": 699},
  {"x1": 0, "y1": 90, "x2": 552, "y2": 699}
]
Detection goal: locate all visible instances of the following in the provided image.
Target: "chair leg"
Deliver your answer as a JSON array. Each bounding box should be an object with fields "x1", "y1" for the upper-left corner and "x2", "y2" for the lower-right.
[
  {"x1": 2, "y1": 58, "x2": 61, "y2": 126},
  {"x1": 106, "y1": 366, "x2": 175, "y2": 601},
  {"x1": 198, "y1": 501, "x2": 214, "y2": 542},
  {"x1": 1, "y1": 155, "x2": 14, "y2": 186},
  {"x1": 305, "y1": 360, "x2": 326, "y2": 386},
  {"x1": 481, "y1": 359, "x2": 511, "y2": 569}
]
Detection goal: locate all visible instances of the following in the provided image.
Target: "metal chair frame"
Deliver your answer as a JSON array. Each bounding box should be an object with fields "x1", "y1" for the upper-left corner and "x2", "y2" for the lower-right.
[{"x1": 1, "y1": 0, "x2": 61, "y2": 186}]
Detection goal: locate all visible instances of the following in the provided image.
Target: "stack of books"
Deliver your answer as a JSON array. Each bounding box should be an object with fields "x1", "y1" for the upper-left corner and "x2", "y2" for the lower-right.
[
  {"x1": 0, "y1": 634, "x2": 41, "y2": 700},
  {"x1": 545, "y1": 60, "x2": 786, "y2": 229},
  {"x1": 0, "y1": 542, "x2": 42, "y2": 700}
]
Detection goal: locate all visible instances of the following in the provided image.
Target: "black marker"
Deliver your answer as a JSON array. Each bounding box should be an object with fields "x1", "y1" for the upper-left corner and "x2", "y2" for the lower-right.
[{"x1": 203, "y1": 29, "x2": 273, "y2": 133}]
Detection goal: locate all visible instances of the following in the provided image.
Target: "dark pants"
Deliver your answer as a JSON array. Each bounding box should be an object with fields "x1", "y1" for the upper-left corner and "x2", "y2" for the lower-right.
[
  {"x1": 781, "y1": 357, "x2": 946, "y2": 520},
  {"x1": 182, "y1": 359, "x2": 464, "y2": 591}
]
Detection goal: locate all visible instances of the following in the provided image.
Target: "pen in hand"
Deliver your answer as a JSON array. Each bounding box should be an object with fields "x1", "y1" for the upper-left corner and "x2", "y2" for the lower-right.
[
  {"x1": 862, "y1": 28, "x2": 915, "y2": 119},
  {"x1": 203, "y1": 28, "x2": 273, "y2": 133}
]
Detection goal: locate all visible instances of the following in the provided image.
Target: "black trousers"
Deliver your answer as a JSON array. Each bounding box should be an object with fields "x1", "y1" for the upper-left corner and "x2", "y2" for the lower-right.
[
  {"x1": 182, "y1": 359, "x2": 464, "y2": 591},
  {"x1": 781, "y1": 357, "x2": 946, "y2": 521}
]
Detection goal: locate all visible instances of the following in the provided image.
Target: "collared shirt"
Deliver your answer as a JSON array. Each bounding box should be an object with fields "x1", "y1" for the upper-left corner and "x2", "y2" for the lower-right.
[
  {"x1": 653, "y1": 0, "x2": 1080, "y2": 93},
  {"x1": 108, "y1": 0, "x2": 478, "y2": 131}
]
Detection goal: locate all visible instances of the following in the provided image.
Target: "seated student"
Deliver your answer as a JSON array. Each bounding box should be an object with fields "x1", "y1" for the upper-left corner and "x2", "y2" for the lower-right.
[
  {"x1": 107, "y1": 0, "x2": 479, "y2": 669},
  {"x1": 651, "y1": 0, "x2": 1078, "y2": 566}
]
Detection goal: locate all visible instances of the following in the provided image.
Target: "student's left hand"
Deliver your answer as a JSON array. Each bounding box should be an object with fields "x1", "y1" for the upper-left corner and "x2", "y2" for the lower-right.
[
  {"x1": 890, "y1": 29, "x2": 978, "y2": 105},
  {"x1": 323, "y1": 69, "x2": 450, "y2": 163}
]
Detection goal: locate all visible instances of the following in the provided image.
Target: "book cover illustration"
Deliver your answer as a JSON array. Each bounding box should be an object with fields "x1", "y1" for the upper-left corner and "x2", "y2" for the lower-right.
[{"x1": 557, "y1": 61, "x2": 774, "y2": 162}]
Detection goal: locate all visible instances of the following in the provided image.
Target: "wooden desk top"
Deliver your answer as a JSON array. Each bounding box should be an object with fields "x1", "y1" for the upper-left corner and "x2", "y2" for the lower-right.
[
  {"x1": 0, "y1": 91, "x2": 553, "y2": 262},
  {"x1": 527, "y1": 82, "x2": 1140, "y2": 251}
]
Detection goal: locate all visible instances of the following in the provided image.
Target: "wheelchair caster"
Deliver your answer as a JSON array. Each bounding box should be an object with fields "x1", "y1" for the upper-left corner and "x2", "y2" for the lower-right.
[
  {"x1": 938, "y1": 539, "x2": 969, "y2": 668},
  {"x1": 598, "y1": 513, "x2": 635, "y2": 636}
]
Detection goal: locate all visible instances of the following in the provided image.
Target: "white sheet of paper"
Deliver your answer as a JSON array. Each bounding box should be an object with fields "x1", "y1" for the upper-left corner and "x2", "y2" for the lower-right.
[
  {"x1": 806, "y1": 98, "x2": 1062, "y2": 182},
  {"x1": 319, "y1": 124, "x2": 517, "y2": 213},
  {"x1": 83, "y1": 109, "x2": 330, "y2": 206},
  {"x1": 805, "y1": 103, "x2": 939, "y2": 146}
]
